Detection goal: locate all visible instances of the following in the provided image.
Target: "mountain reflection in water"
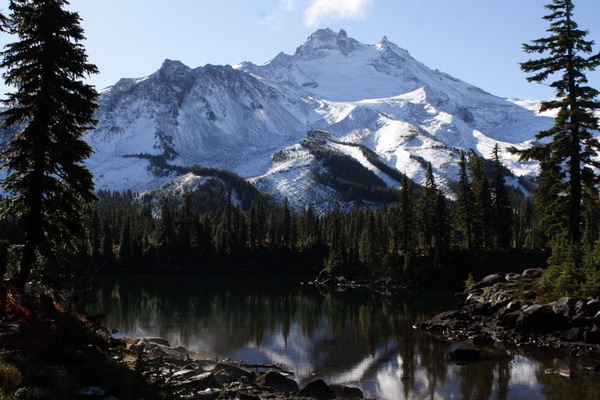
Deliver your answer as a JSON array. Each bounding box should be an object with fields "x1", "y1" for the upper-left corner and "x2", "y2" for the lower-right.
[{"x1": 89, "y1": 275, "x2": 600, "y2": 400}]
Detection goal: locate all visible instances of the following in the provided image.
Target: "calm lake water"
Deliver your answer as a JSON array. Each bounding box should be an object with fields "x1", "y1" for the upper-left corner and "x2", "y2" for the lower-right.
[{"x1": 89, "y1": 275, "x2": 600, "y2": 400}]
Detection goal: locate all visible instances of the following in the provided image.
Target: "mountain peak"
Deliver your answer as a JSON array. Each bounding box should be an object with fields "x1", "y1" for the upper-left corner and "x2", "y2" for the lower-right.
[
  {"x1": 295, "y1": 28, "x2": 362, "y2": 57},
  {"x1": 159, "y1": 59, "x2": 190, "y2": 74}
]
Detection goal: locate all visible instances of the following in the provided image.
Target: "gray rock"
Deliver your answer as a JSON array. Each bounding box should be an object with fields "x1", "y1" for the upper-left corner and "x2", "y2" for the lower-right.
[
  {"x1": 192, "y1": 388, "x2": 221, "y2": 400},
  {"x1": 469, "y1": 273, "x2": 506, "y2": 290},
  {"x1": 330, "y1": 384, "x2": 364, "y2": 399},
  {"x1": 561, "y1": 327, "x2": 584, "y2": 342},
  {"x1": 515, "y1": 304, "x2": 566, "y2": 333},
  {"x1": 505, "y1": 300, "x2": 523, "y2": 312},
  {"x1": 175, "y1": 372, "x2": 222, "y2": 391},
  {"x1": 139, "y1": 337, "x2": 170, "y2": 347},
  {"x1": 298, "y1": 379, "x2": 336, "y2": 400},
  {"x1": 505, "y1": 272, "x2": 520, "y2": 282},
  {"x1": 552, "y1": 297, "x2": 578, "y2": 317},
  {"x1": 172, "y1": 369, "x2": 200, "y2": 380},
  {"x1": 498, "y1": 311, "x2": 521, "y2": 329},
  {"x1": 544, "y1": 368, "x2": 572, "y2": 378},
  {"x1": 173, "y1": 346, "x2": 190, "y2": 359},
  {"x1": 522, "y1": 268, "x2": 543, "y2": 279},
  {"x1": 213, "y1": 362, "x2": 256, "y2": 382},
  {"x1": 145, "y1": 343, "x2": 185, "y2": 362},
  {"x1": 256, "y1": 371, "x2": 299, "y2": 393}
]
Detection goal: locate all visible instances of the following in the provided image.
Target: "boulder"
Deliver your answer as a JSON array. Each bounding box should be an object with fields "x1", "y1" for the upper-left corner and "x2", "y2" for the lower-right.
[
  {"x1": 469, "y1": 273, "x2": 506, "y2": 290},
  {"x1": 448, "y1": 348, "x2": 481, "y2": 363},
  {"x1": 213, "y1": 369, "x2": 235, "y2": 385},
  {"x1": 498, "y1": 311, "x2": 521, "y2": 329},
  {"x1": 172, "y1": 369, "x2": 200, "y2": 380},
  {"x1": 213, "y1": 362, "x2": 256, "y2": 382},
  {"x1": 561, "y1": 327, "x2": 584, "y2": 342},
  {"x1": 515, "y1": 304, "x2": 566, "y2": 333},
  {"x1": 173, "y1": 346, "x2": 190, "y2": 359},
  {"x1": 175, "y1": 372, "x2": 222, "y2": 391},
  {"x1": 297, "y1": 379, "x2": 336, "y2": 400},
  {"x1": 138, "y1": 337, "x2": 170, "y2": 347},
  {"x1": 505, "y1": 300, "x2": 523, "y2": 312},
  {"x1": 193, "y1": 388, "x2": 221, "y2": 400},
  {"x1": 330, "y1": 384, "x2": 364, "y2": 399},
  {"x1": 256, "y1": 371, "x2": 298, "y2": 393},
  {"x1": 145, "y1": 343, "x2": 185, "y2": 362},
  {"x1": 505, "y1": 272, "x2": 520, "y2": 282},
  {"x1": 522, "y1": 268, "x2": 543, "y2": 279},
  {"x1": 544, "y1": 368, "x2": 572, "y2": 378},
  {"x1": 586, "y1": 299, "x2": 600, "y2": 316},
  {"x1": 552, "y1": 297, "x2": 578, "y2": 318},
  {"x1": 583, "y1": 329, "x2": 600, "y2": 344}
]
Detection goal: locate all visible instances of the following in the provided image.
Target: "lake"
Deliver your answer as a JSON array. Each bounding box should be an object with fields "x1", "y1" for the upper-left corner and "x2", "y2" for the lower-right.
[{"x1": 89, "y1": 275, "x2": 600, "y2": 400}]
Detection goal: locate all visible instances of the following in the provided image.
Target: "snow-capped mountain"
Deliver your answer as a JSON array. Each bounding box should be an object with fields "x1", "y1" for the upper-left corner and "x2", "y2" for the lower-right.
[{"x1": 85, "y1": 28, "x2": 555, "y2": 210}]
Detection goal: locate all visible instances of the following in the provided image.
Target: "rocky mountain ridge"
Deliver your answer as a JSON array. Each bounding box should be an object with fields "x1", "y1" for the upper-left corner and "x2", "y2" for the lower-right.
[{"x1": 71, "y1": 29, "x2": 557, "y2": 209}]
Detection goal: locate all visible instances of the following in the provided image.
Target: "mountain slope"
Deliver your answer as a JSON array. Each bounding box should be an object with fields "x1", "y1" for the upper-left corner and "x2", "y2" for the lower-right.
[{"x1": 82, "y1": 28, "x2": 556, "y2": 209}]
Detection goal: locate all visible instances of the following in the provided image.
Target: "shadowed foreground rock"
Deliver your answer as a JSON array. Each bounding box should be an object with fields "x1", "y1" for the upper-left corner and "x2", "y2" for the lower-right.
[
  {"x1": 126, "y1": 338, "x2": 367, "y2": 399},
  {"x1": 297, "y1": 379, "x2": 336, "y2": 400}
]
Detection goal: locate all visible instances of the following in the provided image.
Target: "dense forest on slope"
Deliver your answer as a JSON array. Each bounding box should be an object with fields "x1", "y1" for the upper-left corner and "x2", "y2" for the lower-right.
[{"x1": 0, "y1": 150, "x2": 558, "y2": 284}]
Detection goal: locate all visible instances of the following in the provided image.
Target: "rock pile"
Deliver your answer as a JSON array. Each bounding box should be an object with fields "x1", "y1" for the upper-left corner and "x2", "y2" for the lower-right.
[
  {"x1": 418, "y1": 269, "x2": 600, "y2": 356},
  {"x1": 125, "y1": 337, "x2": 367, "y2": 400}
]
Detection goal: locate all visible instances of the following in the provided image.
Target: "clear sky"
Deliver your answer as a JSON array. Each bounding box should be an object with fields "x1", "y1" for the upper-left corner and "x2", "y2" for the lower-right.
[{"x1": 0, "y1": 0, "x2": 599, "y2": 101}]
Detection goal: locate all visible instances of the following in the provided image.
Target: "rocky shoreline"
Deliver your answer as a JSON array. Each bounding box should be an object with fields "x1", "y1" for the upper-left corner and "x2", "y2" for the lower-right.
[
  {"x1": 112, "y1": 336, "x2": 369, "y2": 400},
  {"x1": 417, "y1": 268, "x2": 600, "y2": 366}
]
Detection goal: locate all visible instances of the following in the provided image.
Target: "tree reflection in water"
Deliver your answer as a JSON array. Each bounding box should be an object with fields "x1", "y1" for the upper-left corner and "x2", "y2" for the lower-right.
[{"x1": 89, "y1": 275, "x2": 600, "y2": 400}]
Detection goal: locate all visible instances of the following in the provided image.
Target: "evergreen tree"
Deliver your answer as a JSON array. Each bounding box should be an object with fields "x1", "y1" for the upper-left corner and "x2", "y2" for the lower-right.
[
  {"x1": 516, "y1": 0, "x2": 600, "y2": 243},
  {"x1": 89, "y1": 209, "x2": 101, "y2": 262},
  {"x1": 299, "y1": 203, "x2": 319, "y2": 248},
  {"x1": 418, "y1": 163, "x2": 438, "y2": 256},
  {"x1": 455, "y1": 151, "x2": 475, "y2": 250},
  {"x1": 469, "y1": 152, "x2": 493, "y2": 249},
  {"x1": 101, "y1": 219, "x2": 114, "y2": 265},
  {"x1": 0, "y1": 0, "x2": 99, "y2": 289},
  {"x1": 491, "y1": 145, "x2": 512, "y2": 249},
  {"x1": 248, "y1": 199, "x2": 266, "y2": 248},
  {"x1": 324, "y1": 207, "x2": 347, "y2": 274},
  {"x1": 358, "y1": 211, "x2": 381, "y2": 266},
  {"x1": 117, "y1": 217, "x2": 131, "y2": 263},
  {"x1": 157, "y1": 197, "x2": 176, "y2": 261},
  {"x1": 433, "y1": 191, "x2": 450, "y2": 264},
  {"x1": 398, "y1": 175, "x2": 416, "y2": 269}
]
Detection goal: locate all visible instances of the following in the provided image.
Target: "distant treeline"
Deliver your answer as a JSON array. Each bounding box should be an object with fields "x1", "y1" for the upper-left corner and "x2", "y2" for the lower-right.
[
  {"x1": 4, "y1": 144, "x2": 596, "y2": 285},
  {"x1": 0, "y1": 147, "x2": 559, "y2": 282}
]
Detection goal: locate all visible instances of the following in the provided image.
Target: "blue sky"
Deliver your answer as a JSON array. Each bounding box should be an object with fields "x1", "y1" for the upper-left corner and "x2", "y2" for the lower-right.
[{"x1": 0, "y1": 0, "x2": 599, "y2": 100}]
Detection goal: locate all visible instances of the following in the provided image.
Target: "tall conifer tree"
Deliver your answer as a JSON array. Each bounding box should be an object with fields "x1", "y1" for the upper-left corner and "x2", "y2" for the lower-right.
[
  {"x1": 0, "y1": 0, "x2": 98, "y2": 289},
  {"x1": 469, "y1": 152, "x2": 493, "y2": 249},
  {"x1": 418, "y1": 163, "x2": 438, "y2": 255},
  {"x1": 491, "y1": 145, "x2": 512, "y2": 249},
  {"x1": 516, "y1": 0, "x2": 600, "y2": 243},
  {"x1": 456, "y1": 151, "x2": 475, "y2": 250}
]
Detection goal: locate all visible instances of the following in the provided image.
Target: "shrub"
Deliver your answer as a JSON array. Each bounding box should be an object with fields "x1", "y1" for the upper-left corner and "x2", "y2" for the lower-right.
[{"x1": 0, "y1": 359, "x2": 23, "y2": 394}]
